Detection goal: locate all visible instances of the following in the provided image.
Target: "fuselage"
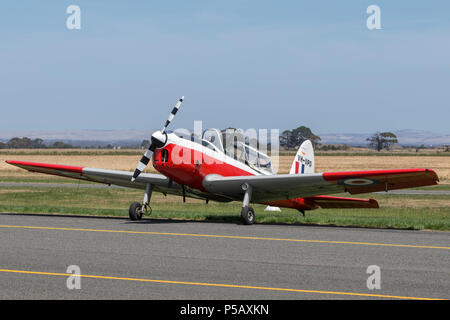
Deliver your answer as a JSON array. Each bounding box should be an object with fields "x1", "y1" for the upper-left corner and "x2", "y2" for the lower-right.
[
  {"x1": 152, "y1": 133, "x2": 260, "y2": 190},
  {"x1": 152, "y1": 133, "x2": 316, "y2": 211}
]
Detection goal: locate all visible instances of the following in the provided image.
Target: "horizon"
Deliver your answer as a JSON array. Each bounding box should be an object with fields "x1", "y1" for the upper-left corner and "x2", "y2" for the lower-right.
[{"x1": 1, "y1": 128, "x2": 449, "y2": 147}]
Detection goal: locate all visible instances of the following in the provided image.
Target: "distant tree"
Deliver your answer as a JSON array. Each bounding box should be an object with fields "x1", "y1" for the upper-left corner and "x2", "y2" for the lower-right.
[
  {"x1": 7, "y1": 137, "x2": 45, "y2": 149},
  {"x1": 415, "y1": 144, "x2": 425, "y2": 153},
  {"x1": 293, "y1": 126, "x2": 321, "y2": 145},
  {"x1": 50, "y1": 141, "x2": 74, "y2": 149},
  {"x1": 32, "y1": 138, "x2": 45, "y2": 148},
  {"x1": 366, "y1": 132, "x2": 398, "y2": 152},
  {"x1": 7, "y1": 137, "x2": 30, "y2": 148},
  {"x1": 280, "y1": 130, "x2": 297, "y2": 149},
  {"x1": 141, "y1": 139, "x2": 150, "y2": 149},
  {"x1": 280, "y1": 126, "x2": 321, "y2": 149},
  {"x1": 318, "y1": 144, "x2": 350, "y2": 151}
]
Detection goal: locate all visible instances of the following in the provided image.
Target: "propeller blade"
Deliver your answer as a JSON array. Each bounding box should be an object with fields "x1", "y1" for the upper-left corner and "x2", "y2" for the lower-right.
[
  {"x1": 131, "y1": 96, "x2": 184, "y2": 182},
  {"x1": 162, "y1": 96, "x2": 184, "y2": 133},
  {"x1": 131, "y1": 148, "x2": 152, "y2": 182}
]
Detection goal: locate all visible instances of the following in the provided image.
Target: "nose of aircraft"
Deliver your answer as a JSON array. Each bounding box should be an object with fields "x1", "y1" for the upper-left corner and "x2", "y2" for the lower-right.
[
  {"x1": 150, "y1": 130, "x2": 167, "y2": 150},
  {"x1": 131, "y1": 96, "x2": 183, "y2": 182}
]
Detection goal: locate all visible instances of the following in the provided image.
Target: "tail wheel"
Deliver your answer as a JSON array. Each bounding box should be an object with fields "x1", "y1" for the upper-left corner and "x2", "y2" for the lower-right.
[
  {"x1": 241, "y1": 206, "x2": 255, "y2": 225},
  {"x1": 129, "y1": 202, "x2": 143, "y2": 221}
]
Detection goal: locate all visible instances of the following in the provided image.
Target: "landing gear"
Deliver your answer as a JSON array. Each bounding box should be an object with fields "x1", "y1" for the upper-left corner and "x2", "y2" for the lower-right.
[
  {"x1": 128, "y1": 183, "x2": 153, "y2": 221},
  {"x1": 240, "y1": 183, "x2": 255, "y2": 225},
  {"x1": 241, "y1": 206, "x2": 255, "y2": 225},
  {"x1": 129, "y1": 202, "x2": 143, "y2": 221}
]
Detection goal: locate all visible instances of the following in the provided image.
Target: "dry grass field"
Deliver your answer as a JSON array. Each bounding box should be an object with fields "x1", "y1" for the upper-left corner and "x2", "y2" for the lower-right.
[
  {"x1": 1, "y1": 149, "x2": 449, "y2": 183},
  {"x1": 0, "y1": 149, "x2": 448, "y2": 230}
]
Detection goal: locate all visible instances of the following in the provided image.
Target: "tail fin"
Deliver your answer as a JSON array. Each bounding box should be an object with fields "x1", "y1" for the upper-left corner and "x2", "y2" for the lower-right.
[
  {"x1": 264, "y1": 140, "x2": 314, "y2": 213},
  {"x1": 289, "y1": 140, "x2": 315, "y2": 175}
]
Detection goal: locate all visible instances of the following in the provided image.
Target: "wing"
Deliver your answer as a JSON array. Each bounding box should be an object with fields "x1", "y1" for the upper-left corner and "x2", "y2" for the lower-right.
[
  {"x1": 202, "y1": 169, "x2": 439, "y2": 202},
  {"x1": 5, "y1": 160, "x2": 231, "y2": 202}
]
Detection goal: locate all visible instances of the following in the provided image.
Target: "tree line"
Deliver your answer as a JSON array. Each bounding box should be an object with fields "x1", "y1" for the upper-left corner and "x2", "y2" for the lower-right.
[
  {"x1": 280, "y1": 126, "x2": 400, "y2": 152},
  {"x1": 6, "y1": 131, "x2": 443, "y2": 152},
  {"x1": 0, "y1": 137, "x2": 74, "y2": 149}
]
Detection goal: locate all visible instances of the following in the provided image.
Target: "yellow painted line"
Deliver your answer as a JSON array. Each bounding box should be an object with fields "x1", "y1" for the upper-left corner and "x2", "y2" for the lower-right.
[
  {"x1": 0, "y1": 224, "x2": 449, "y2": 250},
  {"x1": 0, "y1": 268, "x2": 444, "y2": 300}
]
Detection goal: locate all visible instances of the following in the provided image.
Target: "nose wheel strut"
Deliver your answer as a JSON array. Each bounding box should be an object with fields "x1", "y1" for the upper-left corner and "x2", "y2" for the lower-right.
[
  {"x1": 240, "y1": 183, "x2": 255, "y2": 225},
  {"x1": 129, "y1": 183, "x2": 153, "y2": 221}
]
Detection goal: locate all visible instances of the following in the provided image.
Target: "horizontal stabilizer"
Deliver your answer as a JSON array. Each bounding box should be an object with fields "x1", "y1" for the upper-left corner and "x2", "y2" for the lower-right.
[{"x1": 305, "y1": 195, "x2": 379, "y2": 209}]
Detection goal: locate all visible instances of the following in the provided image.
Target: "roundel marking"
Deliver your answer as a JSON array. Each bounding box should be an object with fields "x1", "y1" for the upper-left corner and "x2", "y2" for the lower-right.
[{"x1": 338, "y1": 177, "x2": 380, "y2": 187}]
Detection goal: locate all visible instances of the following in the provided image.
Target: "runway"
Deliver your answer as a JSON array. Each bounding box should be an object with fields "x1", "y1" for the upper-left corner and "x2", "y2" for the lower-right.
[{"x1": 0, "y1": 213, "x2": 448, "y2": 300}]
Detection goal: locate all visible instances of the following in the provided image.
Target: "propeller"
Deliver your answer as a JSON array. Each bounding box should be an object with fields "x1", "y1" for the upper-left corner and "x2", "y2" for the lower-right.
[{"x1": 131, "y1": 96, "x2": 184, "y2": 182}]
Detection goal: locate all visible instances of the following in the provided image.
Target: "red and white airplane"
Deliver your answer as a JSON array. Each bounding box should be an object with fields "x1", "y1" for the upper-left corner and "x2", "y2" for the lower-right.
[{"x1": 6, "y1": 97, "x2": 439, "y2": 225}]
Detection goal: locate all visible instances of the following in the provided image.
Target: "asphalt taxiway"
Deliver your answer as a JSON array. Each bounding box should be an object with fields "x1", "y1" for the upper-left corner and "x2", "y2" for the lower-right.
[{"x1": 0, "y1": 213, "x2": 448, "y2": 299}]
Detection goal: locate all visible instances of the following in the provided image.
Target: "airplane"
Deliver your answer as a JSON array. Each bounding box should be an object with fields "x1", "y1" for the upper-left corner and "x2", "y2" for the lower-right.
[{"x1": 6, "y1": 97, "x2": 439, "y2": 225}]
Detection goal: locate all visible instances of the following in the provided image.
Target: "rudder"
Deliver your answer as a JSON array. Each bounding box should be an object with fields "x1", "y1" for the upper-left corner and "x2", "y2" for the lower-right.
[{"x1": 289, "y1": 140, "x2": 315, "y2": 174}]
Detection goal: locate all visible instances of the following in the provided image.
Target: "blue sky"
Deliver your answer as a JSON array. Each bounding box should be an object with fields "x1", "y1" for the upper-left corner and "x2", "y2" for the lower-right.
[{"x1": 1, "y1": 1, "x2": 449, "y2": 134}]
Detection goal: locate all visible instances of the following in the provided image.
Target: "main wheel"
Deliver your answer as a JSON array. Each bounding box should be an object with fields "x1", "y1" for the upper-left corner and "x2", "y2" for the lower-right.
[
  {"x1": 129, "y1": 202, "x2": 143, "y2": 221},
  {"x1": 240, "y1": 206, "x2": 255, "y2": 225}
]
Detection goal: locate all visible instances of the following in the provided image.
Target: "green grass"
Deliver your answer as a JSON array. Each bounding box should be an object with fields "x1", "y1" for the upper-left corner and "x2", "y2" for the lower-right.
[{"x1": 0, "y1": 185, "x2": 449, "y2": 231}]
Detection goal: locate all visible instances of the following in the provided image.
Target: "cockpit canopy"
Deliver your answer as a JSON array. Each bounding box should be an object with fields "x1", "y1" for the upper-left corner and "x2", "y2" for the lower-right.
[
  {"x1": 234, "y1": 142, "x2": 274, "y2": 175},
  {"x1": 173, "y1": 128, "x2": 274, "y2": 174}
]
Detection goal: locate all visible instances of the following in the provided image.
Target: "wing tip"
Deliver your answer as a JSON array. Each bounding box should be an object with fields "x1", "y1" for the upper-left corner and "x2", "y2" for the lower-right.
[
  {"x1": 368, "y1": 198, "x2": 380, "y2": 208},
  {"x1": 424, "y1": 168, "x2": 440, "y2": 182},
  {"x1": 5, "y1": 160, "x2": 19, "y2": 167}
]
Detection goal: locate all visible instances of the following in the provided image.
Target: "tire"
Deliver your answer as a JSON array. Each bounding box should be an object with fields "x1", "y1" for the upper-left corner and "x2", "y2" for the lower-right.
[
  {"x1": 240, "y1": 206, "x2": 255, "y2": 225},
  {"x1": 129, "y1": 202, "x2": 143, "y2": 221}
]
